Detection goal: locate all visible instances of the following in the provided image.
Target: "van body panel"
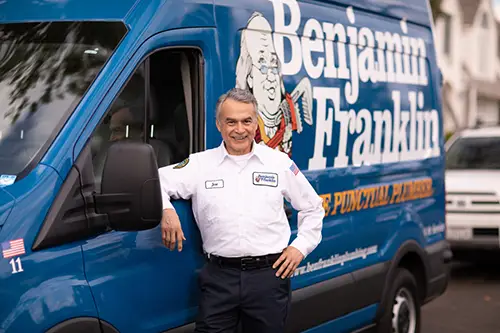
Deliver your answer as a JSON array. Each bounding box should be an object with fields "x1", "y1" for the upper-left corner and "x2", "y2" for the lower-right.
[
  {"x1": 303, "y1": 304, "x2": 377, "y2": 333},
  {"x1": 0, "y1": 244, "x2": 97, "y2": 333},
  {"x1": 0, "y1": 165, "x2": 62, "y2": 240},
  {"x1": 214, "y1": 0, "x2": 445, "y2": 291},
  {"x1": 0, "y1": 0, "x2": 447, "y2": 332},
  {"x1": 0, "y1": 188, "x2": 15, "y2": 229},
  {"x1": 423, "y1": 240, "x2": 450, "y2": 302},
  {"x1": 0, "y1": 165, "x2": 99, "y2": 333}
]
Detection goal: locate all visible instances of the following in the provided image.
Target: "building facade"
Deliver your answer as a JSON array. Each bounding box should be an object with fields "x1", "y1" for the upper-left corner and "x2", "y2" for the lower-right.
[{"x1": 435, "y1": 0, "x2": 500, "y2": 133}]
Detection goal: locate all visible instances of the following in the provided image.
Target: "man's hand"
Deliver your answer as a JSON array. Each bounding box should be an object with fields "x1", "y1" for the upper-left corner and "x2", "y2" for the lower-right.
[
  {"x1": 161, "y1": 208, "x2": 186, "y2": 251},
  {"x1": 272, "y1": 246, "x2": 304, "y2": 279}
]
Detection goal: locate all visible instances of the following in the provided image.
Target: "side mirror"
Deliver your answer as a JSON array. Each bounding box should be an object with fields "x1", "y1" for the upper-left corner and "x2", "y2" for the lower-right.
[{"x1": 94, "y1": 141, "x2": 162, "y2": 231}]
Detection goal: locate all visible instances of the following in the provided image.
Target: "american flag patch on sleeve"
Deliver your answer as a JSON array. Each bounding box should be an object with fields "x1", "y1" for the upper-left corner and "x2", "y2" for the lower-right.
[
  {"x1": 289, "y1": 161, "x2": 300, "y2": 175},
  {"x1": 2, "y1": 239, "x2": 25, "y2": 258}
]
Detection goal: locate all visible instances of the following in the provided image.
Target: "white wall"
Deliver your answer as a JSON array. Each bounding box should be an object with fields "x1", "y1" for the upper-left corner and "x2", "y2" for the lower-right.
[
  {"x1": 436, "y1": 0, "x2": 463, "y2": 89},
  {"x1": 434, "y1": 0, "x2": 500, "y2": 131},
  {"x1": 477, "y1": 98, "x2": 499, "y2": 125},
  {"x1": 443, "y1": 106, "x2": 455, "y2": 133},
  {"x1": 470, "y1": 0, "x2": 497, "y2": 82},
  {"x1": 435, "y1": 0, "x2": 466, "y2": 131},
  {"x1": 451, "y1": 86, "x2": 468, "y2": 128}
]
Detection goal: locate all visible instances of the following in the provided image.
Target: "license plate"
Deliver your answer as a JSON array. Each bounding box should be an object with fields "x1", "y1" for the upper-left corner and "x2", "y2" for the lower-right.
[{"x1": 447, "y1": 228, "x2": 473, "y2": 240}]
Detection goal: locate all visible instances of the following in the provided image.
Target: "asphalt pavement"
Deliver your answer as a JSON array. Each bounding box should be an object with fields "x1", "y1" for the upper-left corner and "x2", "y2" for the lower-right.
[{"x1": 422, "y1": 256, "x2": 500, "y2": 333}]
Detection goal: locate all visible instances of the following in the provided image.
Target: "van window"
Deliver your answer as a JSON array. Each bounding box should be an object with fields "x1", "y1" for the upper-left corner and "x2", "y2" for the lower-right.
[
  {"x1": 446, "y1": 136, "x2": 500, "y2": 170},
  {"x1": 0, "y1": 21, "x2": 126, "y2": 179},
  {"x1": 91, "y1": 49, "x2": 202, "y2": 185}
]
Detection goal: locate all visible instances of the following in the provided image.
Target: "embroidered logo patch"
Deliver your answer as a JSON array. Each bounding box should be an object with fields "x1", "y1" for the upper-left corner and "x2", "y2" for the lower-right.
[
  {"x1": 205, "y1": 179, "x2": 224, "y2": 189},
  {"x1": 173, "y1": 158, "x2": 189, "y2": 169},
  {"x1": 253, "y1": 172, "x2": 278, "y2": 187}
]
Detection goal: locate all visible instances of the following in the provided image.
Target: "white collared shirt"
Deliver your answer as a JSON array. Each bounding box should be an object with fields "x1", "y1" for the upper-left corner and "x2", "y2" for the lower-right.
[{"x1": 158, "y1": 141, "x2": 324, "y2": 258}]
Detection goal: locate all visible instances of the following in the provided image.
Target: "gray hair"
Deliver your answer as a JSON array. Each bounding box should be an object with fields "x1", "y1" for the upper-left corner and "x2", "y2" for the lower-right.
[{"x1": 215, "y1": 88, "x2": 258, "y2": 121}]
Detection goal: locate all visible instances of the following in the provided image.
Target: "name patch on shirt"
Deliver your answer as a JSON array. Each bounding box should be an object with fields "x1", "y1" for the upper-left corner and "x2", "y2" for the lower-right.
[
  {"x1": 205, "y1": 179, "x2": 224, "y2": 189},
  {"x1": 253, "y1": 172, "x2": 278, "y2": 187}
]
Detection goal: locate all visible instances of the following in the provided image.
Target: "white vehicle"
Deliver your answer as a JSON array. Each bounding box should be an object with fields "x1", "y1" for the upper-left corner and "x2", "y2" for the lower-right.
[{"x1": 445, "y1": 127, "x2": 500, "y2": 256}]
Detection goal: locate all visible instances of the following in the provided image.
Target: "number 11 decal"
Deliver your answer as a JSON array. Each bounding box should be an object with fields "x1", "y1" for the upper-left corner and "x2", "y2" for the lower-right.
[{"x1": 9, "y1": 257, "x2": 24, "y2": 274}]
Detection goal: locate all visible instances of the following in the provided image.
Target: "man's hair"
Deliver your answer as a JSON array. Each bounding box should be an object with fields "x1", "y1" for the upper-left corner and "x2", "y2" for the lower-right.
[{"x1": 215, "y1": 88, "x2": 258, "y2": 121}]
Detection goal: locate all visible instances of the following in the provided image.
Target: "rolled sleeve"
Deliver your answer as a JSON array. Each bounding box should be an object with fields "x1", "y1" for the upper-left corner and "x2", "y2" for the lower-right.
[
  {"x1": 162, "y1": 194, "x2": 175, "y2": 211},
  {"x1": 282, "y1": 157, "x2": 324, "y2": 258}
]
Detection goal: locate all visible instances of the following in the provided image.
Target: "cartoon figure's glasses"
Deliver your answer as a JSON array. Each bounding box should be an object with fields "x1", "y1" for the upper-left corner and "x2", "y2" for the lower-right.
[{"x1": 255, "y1": 64, "x2": 279, "y2": 75}]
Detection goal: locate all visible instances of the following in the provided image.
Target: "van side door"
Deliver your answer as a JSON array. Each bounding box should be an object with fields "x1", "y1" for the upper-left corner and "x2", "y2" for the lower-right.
[{"x1": 74, "y1": 28, "x2": 221, "y2": 333}]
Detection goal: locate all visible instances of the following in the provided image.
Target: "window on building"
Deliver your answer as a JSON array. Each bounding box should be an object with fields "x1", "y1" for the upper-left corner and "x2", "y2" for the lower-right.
[
  {"x1": 497, "y1": 28, "x2": 500, "y2": 58},
  {"x1": 90, "y1": 48, "x2": 203, "y2": 186},
  {"x1": 497, "y1": 101, "x2": 500, "y2": 124},
  {"x1": 481, "y1": 12, "x2": 488, "y2": 28},
  {"x1": 497, "y1": 34, "x2": 500, "y2": 59},
  {"x1": 443, "y1": 13, "x2": 452, "y2": 56},
  {"x1": 479, "y1": 13, "x2": 489, "y2": 73}
]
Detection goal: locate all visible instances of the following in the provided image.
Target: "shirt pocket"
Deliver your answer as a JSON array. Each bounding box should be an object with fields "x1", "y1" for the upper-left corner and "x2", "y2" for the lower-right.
[
  {"x1": 251, "y1": 185, "x2": 285, "y2": 221},
  {"x1": 198, "y1": 185, "x2": 232, "y2": 223}
]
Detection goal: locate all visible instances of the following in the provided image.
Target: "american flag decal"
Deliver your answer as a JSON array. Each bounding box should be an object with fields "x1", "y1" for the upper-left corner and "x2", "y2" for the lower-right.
[
  {"x1": 2, "y1": 238, "x2": 25, "y2": 258},
  {"x1": 289, "y1": 161, "x2": 300, "y2": 175}
]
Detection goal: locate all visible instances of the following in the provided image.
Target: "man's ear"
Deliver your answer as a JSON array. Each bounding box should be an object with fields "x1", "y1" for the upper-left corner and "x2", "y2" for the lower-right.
[{"x1": 216, "y1": 118, "x2": 222, "y2": 133}]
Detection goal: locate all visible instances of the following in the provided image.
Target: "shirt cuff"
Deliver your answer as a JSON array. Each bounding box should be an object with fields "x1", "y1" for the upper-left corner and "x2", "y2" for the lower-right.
[
  {"x1": 162, "y1": 196, "x2": 174, "y2": 211},
  {"x1": 290, "y1": 237, "x2": 311, "y2": 259}
]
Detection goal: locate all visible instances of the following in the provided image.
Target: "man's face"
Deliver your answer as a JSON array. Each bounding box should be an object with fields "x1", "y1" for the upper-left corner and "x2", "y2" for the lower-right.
[
  {"x1": 247, "y1": 30, "x2": 281, "y2": 116},
  {"x1": 216, "y1": 98, "x2": 258, "y2": 155}
]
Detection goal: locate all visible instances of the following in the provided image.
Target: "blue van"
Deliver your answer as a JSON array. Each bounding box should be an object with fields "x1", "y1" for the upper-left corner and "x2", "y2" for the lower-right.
[{"x1": 0, "y1": 0, "x2": 451, "y2": 332}]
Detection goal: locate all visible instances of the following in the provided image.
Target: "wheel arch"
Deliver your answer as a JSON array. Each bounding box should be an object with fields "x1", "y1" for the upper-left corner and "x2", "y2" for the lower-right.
[
  {"x1": 45, "y1": 317, "x2": 119, "y2": 333},
  {"x1": 375, "y1": 240, "x2": 429, "y2": 320}
]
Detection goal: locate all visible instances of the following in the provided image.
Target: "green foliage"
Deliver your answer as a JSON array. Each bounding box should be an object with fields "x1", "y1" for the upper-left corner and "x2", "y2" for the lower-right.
[{"x1": 445, "y1": 131, "x2": 454, "y2": 142}]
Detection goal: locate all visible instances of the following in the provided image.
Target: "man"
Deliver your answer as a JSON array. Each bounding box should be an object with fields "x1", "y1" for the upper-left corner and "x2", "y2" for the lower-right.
[{"x1": 158, "y1": 88, "x2": 324, "y2": 333}]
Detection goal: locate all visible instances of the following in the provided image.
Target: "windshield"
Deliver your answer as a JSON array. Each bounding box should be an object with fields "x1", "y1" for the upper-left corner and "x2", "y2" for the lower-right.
[
  {"x1": 446, "y1": 136, "x2": 500, "y2": 170},
  {"x1": 0, "y1": 21, "x2": 126, "y2": 181}
]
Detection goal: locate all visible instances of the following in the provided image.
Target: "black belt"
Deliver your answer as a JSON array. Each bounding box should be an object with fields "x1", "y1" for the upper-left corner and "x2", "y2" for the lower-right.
[{"x1": 206, "y1": 252, "x2": 282, "y2": 271}]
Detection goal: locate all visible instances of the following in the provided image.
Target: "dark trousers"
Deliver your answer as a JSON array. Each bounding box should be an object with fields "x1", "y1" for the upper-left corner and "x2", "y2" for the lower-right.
[{"x1": 194, "y1": 258, "x2": 291, "y2": 333}]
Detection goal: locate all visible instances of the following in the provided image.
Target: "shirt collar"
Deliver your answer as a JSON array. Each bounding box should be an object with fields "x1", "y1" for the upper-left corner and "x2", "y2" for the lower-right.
[{"x1": 217, "y1": 140, "x2": 266, "y2": 165}]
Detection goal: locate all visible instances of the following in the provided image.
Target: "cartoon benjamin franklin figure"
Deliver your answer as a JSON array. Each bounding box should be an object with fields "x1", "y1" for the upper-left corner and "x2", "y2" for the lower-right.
[{"x1": 235, "y1": 12, "x2": 313, "y2": 156}]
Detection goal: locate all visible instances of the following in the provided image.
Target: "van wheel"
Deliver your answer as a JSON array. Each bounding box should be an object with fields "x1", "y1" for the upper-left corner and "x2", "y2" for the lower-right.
[{"x1": 377, "y1": 268, "x2": 420, "y2": 333}]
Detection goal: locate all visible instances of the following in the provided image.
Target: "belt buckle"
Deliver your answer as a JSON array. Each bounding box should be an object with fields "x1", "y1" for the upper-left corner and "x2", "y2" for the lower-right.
[{"x1": 241, "y1": 257, "x2": 257, "y2": 271}]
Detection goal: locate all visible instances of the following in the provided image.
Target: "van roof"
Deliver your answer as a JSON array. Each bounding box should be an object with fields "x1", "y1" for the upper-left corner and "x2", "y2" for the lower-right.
[
  {"x1": 0, "y1": 0, "x2": 140, "y2": 23},
  {"x1": 0, "y1": 0, "x2": 433, "y2": 27}
]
